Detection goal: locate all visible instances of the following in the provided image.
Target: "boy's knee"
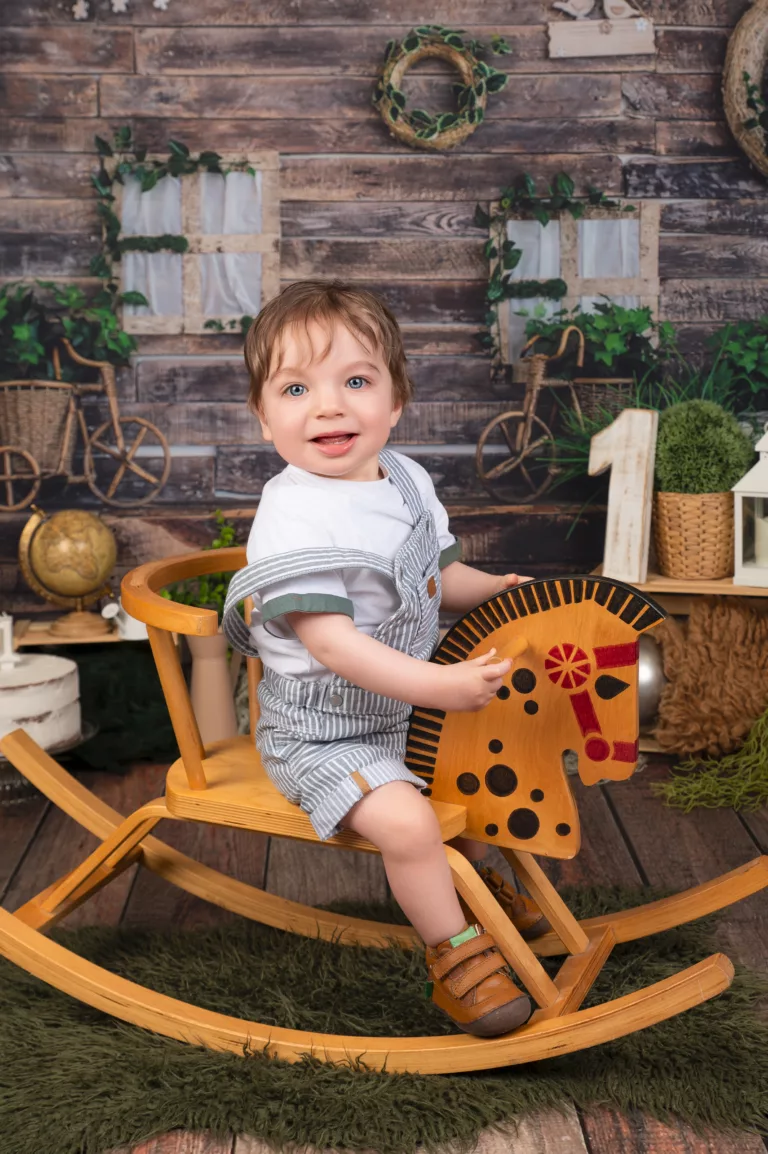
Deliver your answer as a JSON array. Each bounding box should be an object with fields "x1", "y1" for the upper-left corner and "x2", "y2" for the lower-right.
[{"x1": 369, "y1": 785, "x2": 443, "y2": 855}]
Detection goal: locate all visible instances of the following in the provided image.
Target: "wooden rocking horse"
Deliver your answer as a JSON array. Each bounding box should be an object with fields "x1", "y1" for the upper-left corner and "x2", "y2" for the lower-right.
[{"x1": 0, "y1": 547, "x2": 766, "y2": 1075}]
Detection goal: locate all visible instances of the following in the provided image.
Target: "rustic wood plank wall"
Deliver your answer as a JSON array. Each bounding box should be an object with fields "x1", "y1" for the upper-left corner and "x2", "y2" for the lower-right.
[{"x1": 1, "y1": 0, "x2": 766, "y2": 608}]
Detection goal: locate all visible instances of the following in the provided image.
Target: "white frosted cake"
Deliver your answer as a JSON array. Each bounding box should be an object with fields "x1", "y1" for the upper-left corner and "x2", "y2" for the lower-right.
[{"x1": 0, "y1": 653, "x2": 81, "y2": 750}]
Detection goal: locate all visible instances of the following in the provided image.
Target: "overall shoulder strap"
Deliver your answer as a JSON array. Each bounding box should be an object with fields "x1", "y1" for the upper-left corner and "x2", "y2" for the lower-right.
[
  {"x1": 380, "y1": 449, "x2": 425, "y2": 522},
  {"x1": 222, "y1": 546, "x2": 394, "y2": 657}
]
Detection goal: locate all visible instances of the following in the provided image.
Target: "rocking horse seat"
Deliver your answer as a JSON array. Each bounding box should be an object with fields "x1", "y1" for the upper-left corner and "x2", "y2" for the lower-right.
[{"x1": 165, "y1": 734, "x2": 468, "y2": 851}]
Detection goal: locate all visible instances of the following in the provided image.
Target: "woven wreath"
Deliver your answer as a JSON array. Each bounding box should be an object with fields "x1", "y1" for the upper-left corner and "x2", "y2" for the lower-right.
[
  {"x1": 372, "y1": 26, "x2": 510, "y2": 152},
  {"x1": 723, "y1": 0, "x2": 768, "y2": 178}
]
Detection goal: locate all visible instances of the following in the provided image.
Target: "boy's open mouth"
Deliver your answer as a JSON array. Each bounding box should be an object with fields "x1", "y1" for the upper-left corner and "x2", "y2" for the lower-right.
[{"x1": 312, "y1": 434, "x2": 356, "y2": 445}]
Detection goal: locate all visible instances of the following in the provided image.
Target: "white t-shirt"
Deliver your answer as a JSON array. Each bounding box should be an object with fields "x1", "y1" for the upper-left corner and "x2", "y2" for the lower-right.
[{"x1": 246, "y1": 451, "x2": 460, "y2": 681}]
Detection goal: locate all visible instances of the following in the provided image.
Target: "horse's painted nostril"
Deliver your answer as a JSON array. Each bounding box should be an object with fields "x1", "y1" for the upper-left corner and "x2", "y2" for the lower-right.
[{"x1": 585, "y1": 736, "x2": 610, "y2": 761}]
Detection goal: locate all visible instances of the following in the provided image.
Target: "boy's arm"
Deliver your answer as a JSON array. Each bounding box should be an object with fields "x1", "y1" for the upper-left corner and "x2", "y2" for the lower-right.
[
  {"x1": 439, "y1": 561, "x2": 532, "y2": 615},
  {"x1": 285, "y1": 611, "x2": 511, "y2": 712}
]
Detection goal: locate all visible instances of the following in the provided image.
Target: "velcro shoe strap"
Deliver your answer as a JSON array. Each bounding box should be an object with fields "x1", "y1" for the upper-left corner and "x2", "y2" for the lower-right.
[
  {"x1": 452, "y1": 952, "x2": 509, "y2": 999},
  {"x1": 430, "y1": 932, "x2": 496, "y2": 981}
]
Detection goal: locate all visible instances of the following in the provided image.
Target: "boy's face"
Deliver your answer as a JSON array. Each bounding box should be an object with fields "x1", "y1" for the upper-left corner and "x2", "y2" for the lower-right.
[{"x1": 257, "y1": 318, "x2": 403, "y2": 481}]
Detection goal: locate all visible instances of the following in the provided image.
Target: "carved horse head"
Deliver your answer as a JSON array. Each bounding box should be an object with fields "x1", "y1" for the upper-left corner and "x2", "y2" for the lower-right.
[{"x1": 405, "y1": 576, "x2": 665, "y2": 860}]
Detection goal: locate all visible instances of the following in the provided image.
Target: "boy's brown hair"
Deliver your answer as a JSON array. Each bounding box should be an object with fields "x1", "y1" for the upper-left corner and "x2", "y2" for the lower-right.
[{"x1": 244, "y1": 280, "x2": 413, "y2": 414}]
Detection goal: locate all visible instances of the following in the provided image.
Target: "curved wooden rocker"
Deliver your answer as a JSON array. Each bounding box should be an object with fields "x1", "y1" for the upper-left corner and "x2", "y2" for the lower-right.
[{"x1": 0, "y1": 548, "x2": 766, "y2": 1075}]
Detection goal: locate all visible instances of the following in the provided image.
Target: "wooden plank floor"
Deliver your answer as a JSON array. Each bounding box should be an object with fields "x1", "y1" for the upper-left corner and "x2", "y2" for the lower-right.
[{"x1": 1, "y1": 759, "x2": 766, "y2": 1154}]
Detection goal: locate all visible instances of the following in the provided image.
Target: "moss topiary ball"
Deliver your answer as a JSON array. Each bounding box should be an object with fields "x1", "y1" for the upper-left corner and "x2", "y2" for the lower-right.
[{"x1": 655, "y1": 399, "x2": 755, "y2": 494}]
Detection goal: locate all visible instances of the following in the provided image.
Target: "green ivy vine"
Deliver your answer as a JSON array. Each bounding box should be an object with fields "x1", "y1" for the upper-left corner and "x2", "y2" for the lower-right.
[
  {"x1": 475, "y1": 171, "x2": 636, "y2": 367},
  {"x1": 743, "y1": 70, "x2": 768, "y2": 144}
]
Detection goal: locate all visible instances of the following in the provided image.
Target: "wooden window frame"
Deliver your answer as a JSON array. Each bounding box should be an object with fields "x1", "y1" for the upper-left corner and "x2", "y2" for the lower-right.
[
  {"x1": 108, "y1": 150, "x2": 280, "y2": 336},
  {"x1": 491, "y1": 200, "x2": 660, "y2": 366}
]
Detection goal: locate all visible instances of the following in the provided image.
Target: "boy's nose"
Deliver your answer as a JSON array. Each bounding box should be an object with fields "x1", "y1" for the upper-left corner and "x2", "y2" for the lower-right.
[{"x1": 312, "y1": 385, "x2": 345, "y2": 415}]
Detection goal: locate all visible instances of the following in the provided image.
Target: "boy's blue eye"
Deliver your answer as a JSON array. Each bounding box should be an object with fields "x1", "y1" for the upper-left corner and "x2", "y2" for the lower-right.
[
  {"x1": 285, "y1": 384, "x2": 306, "y2": 397},
  {"x1": 347, "y1": 377, "x2": 367, "y2": 389}
]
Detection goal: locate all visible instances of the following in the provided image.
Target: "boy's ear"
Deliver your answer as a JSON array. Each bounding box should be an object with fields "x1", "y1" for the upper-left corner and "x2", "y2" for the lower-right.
[
  {"x1": 256, "y1": 404, "x2": 273, "y2": 442},
  {"x1": 390, "y1": 401, "x2": 403, "y2": 429}
]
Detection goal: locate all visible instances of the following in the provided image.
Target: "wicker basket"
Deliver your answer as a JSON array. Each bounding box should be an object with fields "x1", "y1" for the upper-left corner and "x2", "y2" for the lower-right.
[
  {"x1": 653, "y1": 491, "x2": 734, "y2": 580},
  {"x1": 0, "y1": 381, "x2": 75, "y2": 476},
  {"x1": 572, "y1": 377, "x2": 634, "y2": 423}
]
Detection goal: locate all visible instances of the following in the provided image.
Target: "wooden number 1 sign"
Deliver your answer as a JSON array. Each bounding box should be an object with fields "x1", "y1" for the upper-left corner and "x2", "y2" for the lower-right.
[{"x1": 588, "y1": 408, "x2": 658, "y2": 584}]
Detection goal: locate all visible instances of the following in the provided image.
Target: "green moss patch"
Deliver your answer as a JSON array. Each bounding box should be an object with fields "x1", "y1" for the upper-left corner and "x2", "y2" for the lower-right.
[{"x1": 0, "y1": 887, "x2": 765, "y2": 1154}]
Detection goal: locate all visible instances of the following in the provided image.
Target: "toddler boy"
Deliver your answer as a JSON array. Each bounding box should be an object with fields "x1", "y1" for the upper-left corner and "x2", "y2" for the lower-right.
[{"x1": 223, "y1": 281, "x2": 548, "y2": 1036}]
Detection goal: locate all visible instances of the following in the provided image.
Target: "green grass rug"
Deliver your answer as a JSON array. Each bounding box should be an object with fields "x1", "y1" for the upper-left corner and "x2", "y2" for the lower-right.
[{"x1": 0, "y1": 886, "x2": 766, "y2": 1154}]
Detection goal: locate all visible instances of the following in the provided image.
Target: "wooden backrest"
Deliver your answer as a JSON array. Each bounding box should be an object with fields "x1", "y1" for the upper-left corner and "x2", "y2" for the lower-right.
[{"x1": 121, "y1": 547, "x2": 252, "y2": 790}]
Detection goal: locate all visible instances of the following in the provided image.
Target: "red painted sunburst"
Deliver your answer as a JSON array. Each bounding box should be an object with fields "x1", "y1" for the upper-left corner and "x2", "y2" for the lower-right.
[{"x1": 544, "y1": 642, "x2": 591, "y2": 690}]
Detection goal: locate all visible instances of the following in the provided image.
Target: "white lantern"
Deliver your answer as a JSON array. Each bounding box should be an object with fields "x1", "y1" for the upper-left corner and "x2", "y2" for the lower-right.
[{"x1": 733, "y1": 429, "x2": 768, "y2": 586}]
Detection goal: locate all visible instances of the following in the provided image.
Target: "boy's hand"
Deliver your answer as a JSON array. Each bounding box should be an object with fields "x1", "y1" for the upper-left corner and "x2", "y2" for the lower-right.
[
  {"x1": 492, "y1": 572, "x2": 533, "y2": 596},
  {"x1": 428, "y1": 647, "x2": 512, "y2": 712}
]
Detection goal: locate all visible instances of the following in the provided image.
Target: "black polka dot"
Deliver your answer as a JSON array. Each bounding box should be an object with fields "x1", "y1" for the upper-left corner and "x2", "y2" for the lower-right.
[
  {"x1": 423, "y1": 788, "x2": 432, "y2": 797},
  {"x1": 485, "y1": 763, "x2": 518, "y2": 796},
  {"x1": 530, "y1": 788, "x2": 544, "y2": 802},
  {"x1": 488, "y1": 738, "x2": 503, "y2": 753},
  {"x1": 456, "y1": 772, "x2": 480, "y2": 795},
  {"x1": 507, "y1": 808, "x2": 540, "y2": 840},
  {"x1": 485, "y1": 823, "x2": 498, "y2": 837},
  {"x1": 512, "y1": 668, "x2": 537, "y2": 694},
  {"x1": 496, "y1": 686, "x2": 510, "y2": 700},
  {"x1": 556, "y1": 822, "x2": 571, "y2": 837},
  {"x1": 524, "y1": 700, "x2": 539, "y2": 715}
]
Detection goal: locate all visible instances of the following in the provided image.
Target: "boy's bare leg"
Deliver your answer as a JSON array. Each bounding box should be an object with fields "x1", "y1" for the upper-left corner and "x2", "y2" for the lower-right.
[
  {"x1": 447, "y1": 835, "x2": 487, "y2": 862},
  {"x1": 341, "y1": 780, "x2": 466, "y2": 947}
]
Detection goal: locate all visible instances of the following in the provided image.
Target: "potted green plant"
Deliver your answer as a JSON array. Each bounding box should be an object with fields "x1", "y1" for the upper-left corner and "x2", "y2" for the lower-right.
[
  {"x1": 0, "y1": 281, "x2": 142, "y2": 382},
  {"x1": 707, "y1": 317, "x2": 768, "y2": 417},
  {"x1": 653, "y1": 400, "x2": 756, "y2": 580},
  {"x1": 160, "y1": 511, "x2": 244, "y2": 743}
]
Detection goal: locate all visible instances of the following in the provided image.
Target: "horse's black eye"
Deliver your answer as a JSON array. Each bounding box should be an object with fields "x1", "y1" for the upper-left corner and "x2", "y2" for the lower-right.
[{"x1": 595, "y1": 675, "x2": 630, "y2": 700}]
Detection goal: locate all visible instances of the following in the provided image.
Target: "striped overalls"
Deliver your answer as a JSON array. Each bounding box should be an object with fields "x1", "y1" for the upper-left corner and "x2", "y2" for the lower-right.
[{"x1": 222, "y1": 449, "x2": 440, "y2": 840}]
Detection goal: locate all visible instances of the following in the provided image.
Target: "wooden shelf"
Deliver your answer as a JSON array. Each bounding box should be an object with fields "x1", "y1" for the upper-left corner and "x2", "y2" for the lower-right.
[
  {"x1": 630, "y1": 571, "x2": 768, "y2": 598},
  {"x1": 13, "y1": 618, "x2": 123, "y2": 647}
]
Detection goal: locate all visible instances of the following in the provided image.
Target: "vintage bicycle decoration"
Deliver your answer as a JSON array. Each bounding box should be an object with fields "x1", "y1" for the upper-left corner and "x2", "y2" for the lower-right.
[
  {"x1": 0, "y1": 339, "x2": 170, "y2": 512},
  {"x1": 475, "y1": 325, "x2": 635, "y2": 503}
]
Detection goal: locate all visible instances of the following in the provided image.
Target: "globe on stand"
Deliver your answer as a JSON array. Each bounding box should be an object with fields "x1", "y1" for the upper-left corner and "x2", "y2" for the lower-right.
[{"x1": 19, "y1": 507, "x2": 117, "y2": 640}]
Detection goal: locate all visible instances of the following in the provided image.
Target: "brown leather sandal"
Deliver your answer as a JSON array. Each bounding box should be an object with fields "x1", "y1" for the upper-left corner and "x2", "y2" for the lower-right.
[
  {"x1": 425, "y1": 923, "x2": 533, "y2": 1037},
  {"x1": 461, "y1": 865, "x2": 552, "y2": 941}
]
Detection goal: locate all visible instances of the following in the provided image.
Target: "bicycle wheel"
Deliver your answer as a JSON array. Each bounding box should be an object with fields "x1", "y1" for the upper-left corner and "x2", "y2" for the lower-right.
[
  {"x1": 0, "y1": 446, "x2": 41, "y2": 511},
  {"x1": 84, "y1": 417, "x2": 171, "y2": 507},
  {"x1": 475, "y1": 410, "x2": 557, "y2": 503}
]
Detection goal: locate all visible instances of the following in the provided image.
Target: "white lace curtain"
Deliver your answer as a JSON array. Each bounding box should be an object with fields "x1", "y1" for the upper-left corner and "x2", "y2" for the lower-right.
[
  {"x1": 503, "y1": 216, "x2": 641, "y2": 361},
  {"x1": 504, "y1": 219, "x2": 561, "y2": 363},
  {"x1": 578, "y1": 217, "x2": 640, "y2": 314},
  {"x1": 122, "y1": 169, "x2": 264, "y2": 320},
  {"x1": 122, "y1": 175, "x2": 183, "y2": 318}
]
